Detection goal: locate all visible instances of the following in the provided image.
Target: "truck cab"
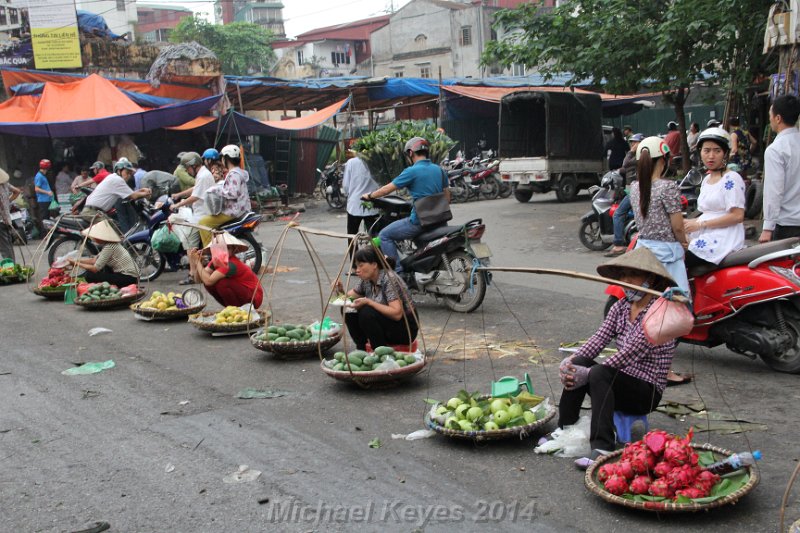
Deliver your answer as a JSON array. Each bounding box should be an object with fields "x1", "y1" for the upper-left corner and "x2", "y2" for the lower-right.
[{"x1": 498, "y1": 91, "x2": 606, "y2": 203}]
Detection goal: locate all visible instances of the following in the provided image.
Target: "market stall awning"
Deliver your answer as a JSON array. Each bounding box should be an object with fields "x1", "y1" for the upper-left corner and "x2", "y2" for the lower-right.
[
  {"x1": 170, "y1": 96, "x2": 350, "y2": 134},
  {"x1": 0, "y1": 74, "x2": 222, "y2": 138}
]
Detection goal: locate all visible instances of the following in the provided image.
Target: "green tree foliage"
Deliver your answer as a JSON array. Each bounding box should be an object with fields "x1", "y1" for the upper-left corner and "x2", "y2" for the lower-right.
[
  {"x1": 170, "y1": 16, "x2": 275, "y2": 76},
  {"x1": 483, "y1": 0, "x2": 773, "y2": 169}
]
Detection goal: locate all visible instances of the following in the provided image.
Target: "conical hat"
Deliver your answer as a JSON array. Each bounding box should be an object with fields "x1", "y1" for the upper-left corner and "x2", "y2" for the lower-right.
[
  {"x1": 203, "y1": 231, "x2": 249, "y2": 254},
  {"x1": 80, "y1": 219, "x2": 122, "y2": 243},
  {"x1": 596, "y1": 247, "x2": 675, "y2": 286}
]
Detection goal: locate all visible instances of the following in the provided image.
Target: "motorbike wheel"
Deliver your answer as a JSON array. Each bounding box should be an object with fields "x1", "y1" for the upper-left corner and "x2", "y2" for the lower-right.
[
  {"x1": 479, "y1": 176, "x2": 501, "y2": 200},
  {"x1": 555, "y1": 174, "x2": 579, "y2": 203},
  {"x1": 514, "y1": 187, "x2": 533, "y2": 203},
  {"x1": 326, "y1": 191, "x2": 345, "y2": 210},
  {"x1": 603, "y1": 296, "x2": 619, "y2": 318},
  {"x1": 579, "y1": 219, "x2": 609, "y2": 251},
  {"x1": 442, "y1": 251, "x2": 487, "y2": 313},
  {"x1": 498, "y1": 178, "x2": 512, "y2": 199},
  {"x1": 744, "y1": 180, "x2": 763, "y2": 220},
  {"x1": 450, "y1": 178, "x2": 469, "y2": 203},
  {"x1": 760, "y1": 306, "x2": 800, "y2": 373},
  {"x1": 128, "y1": 242, "x2": 165, "y2": 282},
  {"x1": 47, "y1": 236, "x2": 95, "y2": 265},
  {"x1": 236, "y1": 232, "x2": 263, "y2": 274}
]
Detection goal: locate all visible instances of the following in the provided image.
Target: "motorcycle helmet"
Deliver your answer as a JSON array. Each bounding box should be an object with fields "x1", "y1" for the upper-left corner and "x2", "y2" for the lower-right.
[
  {"x1": 202, "y1": 148, "x2": 220, "y2": 161},
  {"x1": 90, "y1": 161, "x2": 105, "y2": 170},
  {"x1": 696, "y1": 127, "x2": 730, "y2": 153},
  {"x1": 667, "y1": 121, "x2": 678, "y2": 130},
  {"x1": 628, "y1": 133, "x2": 645, "y2": 143},
  {"x1": 113, "y1": 158, "x2": 133, "y2": 172},
  {"x1": 636, "y1": 136, "x2": 671, "y2": 161},
  {"x1": 220, "y1": 144, "x2": 240, "y2": 159},
  {"x1": 706, "y1": 118, "x2": 721, "y2": 128},
  {"x1": 404, "y1": 136, "x2": 430, "y2": 154},
  {"x1": 180, "y1": 151, "x2": 202, "y2": 167},
  {"x1": 600, "y1": 170, "x2": 623, "y2": 189},
  {"x1": 39, "y1": 159, "x2": 52, "y2": 170}
]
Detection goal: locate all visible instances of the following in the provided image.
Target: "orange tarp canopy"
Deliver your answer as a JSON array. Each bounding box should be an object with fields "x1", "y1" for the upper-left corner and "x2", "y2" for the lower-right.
[
  {"x1": 0, "y1": 95, "x2": 39, "y2": 122},
  {"x1": 33, "y1": 74, "x2": 144, "y2": 122},
  {"x1": 262, "y1": 97, "x2": 350, "y2": 130}
]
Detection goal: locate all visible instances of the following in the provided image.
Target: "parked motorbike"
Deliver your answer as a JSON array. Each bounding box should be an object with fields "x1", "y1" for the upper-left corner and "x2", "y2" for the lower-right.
[
  {"x1": 317, "y1": 163, "x2": 346, "y2": 210},
  {"x1": 604, "y1": 237, "x2": 800, "y2": 373},
  {"x1": 579, "y1": 171, "x2": 635, "y2": 251},
  {"x1": 448, "y1": 158, "x2": 501, "y2": 203},
  {"x1": 9, "y1": 205, "x2": 33, "y2": 244},
  {"x1": 368, "y1": 195, "x2": 492, "y2": 313}
]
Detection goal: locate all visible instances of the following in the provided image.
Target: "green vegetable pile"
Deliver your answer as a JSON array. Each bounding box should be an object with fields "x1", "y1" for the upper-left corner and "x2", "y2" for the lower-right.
[
  {"x1": 0, "y1": 263, "x2": 33, "y2": 284},
  {"x1": 258, "y1": 324, "x2": 323, "y2": 343},
  {"x1": 323, "y1": 346, "x2": 419, "y2": 372},
  {"x1": 429, "y1": 389, "x2": 546, "y2": 432},
  {"x1": 76, "y1": 282, "x2": 120, "y2": 302},
  {"x1": 352, "y1": 121, "x2": 457, "y2": 184}
]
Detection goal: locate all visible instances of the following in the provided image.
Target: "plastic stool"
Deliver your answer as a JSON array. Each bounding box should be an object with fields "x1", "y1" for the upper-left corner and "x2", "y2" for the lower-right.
[{"x1": 613, "y1": 412, "x2": 649, "y2": 443}]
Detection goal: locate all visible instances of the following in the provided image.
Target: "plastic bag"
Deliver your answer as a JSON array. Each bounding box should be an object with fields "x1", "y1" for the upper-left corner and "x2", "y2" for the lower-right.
[
  {"x1": 52, "y1": 249, "x2": 80, "y2": 269},
  {"x1": 151, "y1": 225, "x2": 181, "y2": 253},
  {"x1": 534, "y1": 415, "x2": 591, "y2": 457},
  {"x1": 119, "y1": 284, "x2": 139, "y2": 296},
  {"x1": 310, "y1": 317, "x2": 341, "y2": 337},
  {"x1": 209, "y1": 233, "x2": 229, "y2": 269},
  {"x1": 643, "y1": 294, "x2": 694, "y2": 345},
  {"x1": 375, "y1": 359, "x2": 401, "y2": 371}
]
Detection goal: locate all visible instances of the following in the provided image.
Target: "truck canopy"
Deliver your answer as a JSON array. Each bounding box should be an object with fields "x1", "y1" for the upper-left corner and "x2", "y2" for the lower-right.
[{"x1": 498, "y1": 91, "x2": 603, "y2": 161}]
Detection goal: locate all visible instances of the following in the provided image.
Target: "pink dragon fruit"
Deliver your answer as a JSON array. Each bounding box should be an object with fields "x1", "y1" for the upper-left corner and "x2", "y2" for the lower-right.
[
  {"x1": 643, "y1": 429, "x2": 671, "y2": 455},
  {"x1": 664, "y1": 464, "x2": 700, "y2": 490},
  {"x1": 615, "y1": 460, "x2": 636, "y2": 481},
  {"x1": 653, "y1": 460, "x2": 672, "y2": 478},
  {"x1": 693, "y1": 470, "x2": 720, "y2": 493},
  {"x1": 621, "y1": 441, "x2": 646, "y2": 461},
  {"x1": 597, "y1": 463, "x2": 619, "y2": 483},
  {"x1": 648, "y1": 478, "x2": 675, "y2": 498},
  {"x1": 675, "y1": 487, "x2": 709, "y2": 500},
  {"x1": 629, "y1": 447, "x2": 657, "y2": 474},
  {"x1": 629, "y1": 475, "x2": 652, "y2": 495},
  {"x1": 663, "y1": 429, "x2": 695, "y2": 466},
  {"x1": 603, "y1": 474, "x2": 630, "y2": 496}
]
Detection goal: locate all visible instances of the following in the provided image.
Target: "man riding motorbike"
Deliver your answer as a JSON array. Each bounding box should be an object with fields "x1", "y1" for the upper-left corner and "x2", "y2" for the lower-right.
[
  {"x1": 82, "y1": 158, "x2": 151, "y2": 217},
  {"x1": 361, "y1": 137, "x2": 450, "y2": 272},
  {"x1": 174, "y1": 151, "x2": 201, "y2": 191}
]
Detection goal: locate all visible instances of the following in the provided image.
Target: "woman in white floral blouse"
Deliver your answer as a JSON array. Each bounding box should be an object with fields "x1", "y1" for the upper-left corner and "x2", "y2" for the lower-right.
[{"x1": 198, "y1": 144, "x2": 250, "y2": 247}]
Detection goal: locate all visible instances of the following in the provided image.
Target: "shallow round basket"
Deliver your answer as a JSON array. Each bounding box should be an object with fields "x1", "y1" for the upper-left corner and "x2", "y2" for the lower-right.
[
  {"x1": 73, "y1": 290, "x2": 146, "y2": 310},
  {"x1": 320, "y1": 355, "x2": 428, "y2": 388},
  {"x1": 424, "y1": 402, "x2": 556, "y2": 442},
  {"x1": 585, "y1": 443, "x2": 760, "y2": 512},
  {"x1": 32, "y1": 286, "x2": 68, "y2": 300},
  {"x1": 188, "y1": 310, "x2": 269, "y2": 333},
  {"x1": 251, "y1": 331, "x2": 342, "y2": 360},
  {"x1": 130, "y1": 301, "x2": 207, "y2": 320}
]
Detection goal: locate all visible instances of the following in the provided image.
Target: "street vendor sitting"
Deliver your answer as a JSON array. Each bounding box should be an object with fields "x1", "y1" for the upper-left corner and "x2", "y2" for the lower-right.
[
  {"x1": 553, "y1": 247, "x2": 676, "y2": 468},
  {"x1": 67, "y1": 219, "x2": 139, "y2": 287},
  {"x1": 187, "y1": 232, "x2": 263, "y2": 308},
  {"x1": 334, "y1": 247, "x2": 418, "y2": 351}
]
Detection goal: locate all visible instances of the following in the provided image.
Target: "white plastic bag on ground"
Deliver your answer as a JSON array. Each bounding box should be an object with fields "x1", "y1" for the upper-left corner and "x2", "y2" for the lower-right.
[
  {"x1": 534, "y1": 415, "x2": 591, "y2": 457},
  {"x1": 52, "y1": 250, "x2": 80, "y2": 269},
  {"x1": 88, "y1": 327, "x2": 113, "y2": 336}
]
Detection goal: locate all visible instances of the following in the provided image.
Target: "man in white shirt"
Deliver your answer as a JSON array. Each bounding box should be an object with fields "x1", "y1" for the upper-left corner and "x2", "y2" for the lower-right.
[
  {"x1": 82, "y1": 158, "x2": 150, "y2": 215},
  {"x1": 342, "y1": 153, "x2": 379, "y2": 237},
  {"x1": 171, "y1": 148, "x2": 219, "y2": 222},
  {"x1": 759, "y1": 95, "x2": 800, "y2": 242}
]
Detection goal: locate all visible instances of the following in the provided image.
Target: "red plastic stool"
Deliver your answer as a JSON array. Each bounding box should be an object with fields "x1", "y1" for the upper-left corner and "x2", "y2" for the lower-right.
[{"x1": 365, "y1": 339, "x2": 419, "y2": 353}]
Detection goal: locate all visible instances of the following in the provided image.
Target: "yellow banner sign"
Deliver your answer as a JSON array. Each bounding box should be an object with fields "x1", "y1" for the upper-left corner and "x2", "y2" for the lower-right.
[{"x1": 31, "y1": 26, "x2": 82, "y2": 69}]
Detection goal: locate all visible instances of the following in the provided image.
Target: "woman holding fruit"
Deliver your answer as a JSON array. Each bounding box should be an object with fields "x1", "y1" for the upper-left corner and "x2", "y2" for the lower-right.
[
  {"x1": 188, "y1": 232, "x2": 263, "y2": 308},
  {"x1": 66, "y1": 219, "x2": 139, "y2": 287},
  {"x1": 549, "y1": 248, "x2": 676, "y2": 469},
  {"x1": 333, "y1": 247, "x2": 417, "y2": 351}
]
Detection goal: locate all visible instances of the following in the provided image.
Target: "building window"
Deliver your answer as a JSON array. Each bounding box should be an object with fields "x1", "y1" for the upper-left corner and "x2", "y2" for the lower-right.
[
  {"x1": 420, "y1": 66, "x2": 431, "y2": 79},
  {"x1": 512, "y1": 63, "x2": 526, "y2": 76},
  {"x1": 297, "y1": 50, "x2": 304, "y2": 64},
  {"x1": 9, "y1": 8, "x2": 17, "y2": 25},
  {"x1": 0, "y1": 8, "x2": 6, "y2": 26},
  {"x1": 331, "y1": 51, "x2": 350, "y2": 65},
  {"x1": 116, "y1": 0, "x2": 126, "y2": 11},
  {"x1": 461, "y1": 26, "x2": 472, "y2": 46},
  {"x1": 394, "y1": 71, "x2": 404, "y2": 78}
]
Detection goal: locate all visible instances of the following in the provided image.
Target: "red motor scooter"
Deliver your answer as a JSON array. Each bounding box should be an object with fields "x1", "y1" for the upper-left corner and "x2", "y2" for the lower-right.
[{"x1": 605, "y1": 236, "x2": 800, "y2": 373}]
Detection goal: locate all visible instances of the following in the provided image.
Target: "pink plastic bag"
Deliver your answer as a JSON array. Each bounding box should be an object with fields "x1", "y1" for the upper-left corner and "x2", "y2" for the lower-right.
[
  {"x1": 210, "y1": 233, "x2": 229, "y2": 269},
  {"x1": 643, "y1": 297, "x2": 694, "y2": 345}
]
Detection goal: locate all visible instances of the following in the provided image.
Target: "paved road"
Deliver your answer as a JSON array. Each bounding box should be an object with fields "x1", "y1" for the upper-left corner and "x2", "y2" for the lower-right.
[{"x1": 1, "y1": 193, "x2": 795, "y2": 532}]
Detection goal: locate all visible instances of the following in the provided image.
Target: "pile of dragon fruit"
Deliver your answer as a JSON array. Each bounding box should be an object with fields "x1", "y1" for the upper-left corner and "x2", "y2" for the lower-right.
[
  {"x1": 597, "y1": 429, "x2": 721, "y2": 500},
  {"x1": 38, "y1": 267, "x2": 73, "y2": 289}
]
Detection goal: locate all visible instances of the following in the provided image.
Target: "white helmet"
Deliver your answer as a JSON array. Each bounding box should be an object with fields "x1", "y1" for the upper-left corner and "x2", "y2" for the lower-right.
[
  {"x1": 635, "y1": 136, "x2": 671, "y2": 161},
  {"x1": 220, "y1": 145, "x2": 240, "y2": 159},
  {"x1": 696, "y1": 127, "x2": 731, "y2": 153}
]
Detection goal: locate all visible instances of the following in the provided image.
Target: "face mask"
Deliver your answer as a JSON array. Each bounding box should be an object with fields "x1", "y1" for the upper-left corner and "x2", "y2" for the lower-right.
[{"x1": 623, "y1": 280, "x2": 650, "y2": 302}]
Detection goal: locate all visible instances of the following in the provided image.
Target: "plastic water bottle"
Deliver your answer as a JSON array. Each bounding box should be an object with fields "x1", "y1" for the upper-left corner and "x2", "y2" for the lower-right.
[{"x1": 705, "y1": 450, "x2": 762, "y2": 475}]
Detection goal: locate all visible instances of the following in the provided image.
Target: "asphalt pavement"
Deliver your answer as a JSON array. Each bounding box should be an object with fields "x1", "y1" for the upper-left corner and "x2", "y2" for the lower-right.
[{"x1": 1, "y1": 191, "x2": 797, "y2": 532}]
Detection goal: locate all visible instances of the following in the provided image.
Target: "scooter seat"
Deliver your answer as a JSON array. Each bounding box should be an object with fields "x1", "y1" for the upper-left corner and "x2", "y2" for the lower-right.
[
  {"x1": 219, "y1": 211, "x2": 257, "y2": 229},
  {"x1": 56, "y1": 215, "x2": 93, "y2": 229},
  {"x1": 688, "y1": 237, "x2": 800, "y2": 278},
  {"x1": 414, "y1": 223, "x2": 459, "y2": 244}
]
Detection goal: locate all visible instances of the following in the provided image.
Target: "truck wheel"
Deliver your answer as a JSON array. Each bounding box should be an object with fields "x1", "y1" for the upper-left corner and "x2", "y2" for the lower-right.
[
  {"x1": 555, "y1": 174, "x2": 579, "y2": 202},
  {"x1": 514, "y1": 187, "x2": 533, "y2": 203}
]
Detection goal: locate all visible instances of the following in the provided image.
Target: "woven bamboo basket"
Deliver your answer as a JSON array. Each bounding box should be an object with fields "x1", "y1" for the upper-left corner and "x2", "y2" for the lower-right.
[
  {"x1": 584, "y1": 443, "x2": 759, "y2": 512},
  {"x1": 73, "y1": 290, "x2": 146, "y2": 310},
  {"x1": 32, "y1": 286, "x2": 68, "y2": 300},
  {"x1": 320, "y1": 355, "x2": 427, "y2": 387},
  {"x1": 130, "y1": 301, "x2": 207, "y2": 320},
  {"x1": 250, "y1": 330, "x2": 342, "y2": 359},
  {"x1": 425, "y1": 402, "x2": 556, "y2": 442},
  {"x1": 188, "y1": 310, "x2": 269, "y2": 333}
]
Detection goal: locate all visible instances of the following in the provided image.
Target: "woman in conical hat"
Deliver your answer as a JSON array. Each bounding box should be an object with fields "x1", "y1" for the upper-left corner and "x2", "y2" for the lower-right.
[
  {"x1": 66, "y1": 219, "x2": 139, "y2": 287},
  {"x1": 187, "y1": 231, "x2": 263, "y2": 308},
  {"x1": 546, "y1": 247, "x2": 678, "y2": 470}
]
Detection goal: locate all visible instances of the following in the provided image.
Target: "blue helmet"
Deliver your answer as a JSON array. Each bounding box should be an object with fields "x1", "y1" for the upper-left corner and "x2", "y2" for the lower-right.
[{"x1": 202, "y1": 148, "x2": 220, "y2": 161}]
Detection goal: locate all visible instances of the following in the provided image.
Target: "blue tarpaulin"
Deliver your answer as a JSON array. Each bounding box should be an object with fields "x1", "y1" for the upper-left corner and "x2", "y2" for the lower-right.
[{"x1": 77, "y1": 10, "x2": 122, "y2": 40}]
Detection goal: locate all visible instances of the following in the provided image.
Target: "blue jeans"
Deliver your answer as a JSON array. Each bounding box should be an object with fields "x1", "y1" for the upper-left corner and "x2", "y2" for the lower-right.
[
  {"x1": 612, "y1": 195, "x2": 632, "y2": 246},
  {"x1": 378, "y1": 217, "x2": 422, "y2": 272}
]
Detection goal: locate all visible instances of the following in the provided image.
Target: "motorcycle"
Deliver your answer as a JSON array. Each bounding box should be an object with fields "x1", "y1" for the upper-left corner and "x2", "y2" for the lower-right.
[
  {"x1": 604, "y1": 237, "x2": 800, "y2": 373},
  {"x1": 9, "y1": 205, "x2": 33, "y2": 244},
  {"x1": 579, "y1": 171, "x2": 635, "y2": 251},
  {"x1": 448, "y1": 158, "x2": 501, "y2": 203},
  {"x1": 369, "y1": 195, "x2": 492, "y2": 313},
  {"x1": 317, "y1": 163, "x2": 346, "y2": 210}
]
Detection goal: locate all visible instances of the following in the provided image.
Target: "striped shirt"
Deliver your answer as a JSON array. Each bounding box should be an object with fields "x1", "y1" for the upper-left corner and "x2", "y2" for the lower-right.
[
  {"x1": 353, "y1": 270, "x2": 415, "y2": 315},
  {"x1": 574, "y1": 297, "x2": 675, "y2": 393},
  {"x1": 94, "y1": 243, "x2": 139, "y2": 278}
]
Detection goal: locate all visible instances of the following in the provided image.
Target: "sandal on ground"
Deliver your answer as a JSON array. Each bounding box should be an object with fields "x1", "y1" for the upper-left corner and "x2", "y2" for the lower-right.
[
  {"x1": 666, "y1": 371, "x2": 693, "y2": 387},
  {"x1": 178, "y1": 277, "x2": 196, "y2": 286},
  {"x1": 603, "y1": 248, "x2": 626, "y2": 257},
  {"x1": 536, "y1": 432, "x2": 553, "y2": 447},
  {"x1": 574, "y1": 449, "x2": 610, "y2": 470}
]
